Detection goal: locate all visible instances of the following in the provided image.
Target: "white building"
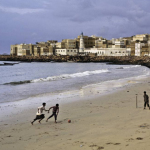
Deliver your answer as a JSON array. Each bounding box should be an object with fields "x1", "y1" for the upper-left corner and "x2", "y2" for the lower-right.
[
  {"x1": 84, "y1": 48, "x2": 131, "y2": 56},
  {"x1": 55, "y1": 49, "x2": 78, "y2": 56},
  {"x1": 135, "y1": 43, "x2": 145, "y2": 56},
  {"x1": 115, "y1": 40, "x2": 125, "y2": 47}
]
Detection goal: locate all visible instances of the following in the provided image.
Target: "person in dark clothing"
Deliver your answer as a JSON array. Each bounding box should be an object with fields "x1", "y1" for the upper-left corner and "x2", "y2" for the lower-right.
[
  {"x1": 46, "y1": 104, "x2": 59, "y2": 123},
  {"x1": 143, "y1": 91, "x2": 150, "y2": 109}
]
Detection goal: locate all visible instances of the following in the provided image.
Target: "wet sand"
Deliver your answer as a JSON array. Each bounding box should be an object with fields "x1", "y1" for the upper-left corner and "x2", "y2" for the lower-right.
[{"x1": 1, "y1": 78, "x2": 150, "y2": 150}]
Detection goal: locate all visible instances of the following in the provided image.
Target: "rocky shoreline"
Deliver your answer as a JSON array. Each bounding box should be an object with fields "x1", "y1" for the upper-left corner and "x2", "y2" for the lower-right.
[{"x1": 1, "y1": 55, "x2": 150, "y2": 68}]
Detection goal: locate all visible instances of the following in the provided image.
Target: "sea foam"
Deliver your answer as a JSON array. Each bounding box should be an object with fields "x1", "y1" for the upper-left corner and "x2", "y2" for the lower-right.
[{"x1": 31, "y1": 69, "x2": 109, "y2": 83}]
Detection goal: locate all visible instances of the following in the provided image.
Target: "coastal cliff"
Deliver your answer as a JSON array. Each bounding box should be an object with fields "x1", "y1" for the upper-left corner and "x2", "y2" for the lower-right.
[{"x1": 1, "y1": 55, "x2": 150, "y2": 68}]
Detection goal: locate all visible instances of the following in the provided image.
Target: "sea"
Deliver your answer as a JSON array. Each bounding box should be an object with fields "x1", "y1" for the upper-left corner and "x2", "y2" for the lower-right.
[{"x1": 0, "y1": 61, "x2": 150, "y2": 106}]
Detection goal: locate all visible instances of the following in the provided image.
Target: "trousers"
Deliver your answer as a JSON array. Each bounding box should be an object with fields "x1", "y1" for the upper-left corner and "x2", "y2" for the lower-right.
[
  {"x1": 144, "y1": 102, "x2": 149, "y2": 108},
  {"x1": 48, "y1": 112, "x2": 57, "y2": 121}
]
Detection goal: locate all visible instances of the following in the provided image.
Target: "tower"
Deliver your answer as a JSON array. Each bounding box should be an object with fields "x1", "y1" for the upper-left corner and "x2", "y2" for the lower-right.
[{"x1": 79, "y1": 32, "x2": 85, "y2": 53}]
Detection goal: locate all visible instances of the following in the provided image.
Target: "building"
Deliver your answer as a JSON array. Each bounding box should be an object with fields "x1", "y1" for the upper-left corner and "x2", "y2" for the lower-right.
[
  {"x1": 11, "y1": 42, "x2": 54, "y2": 56},
  {"x1": 33, "y1": 46, "x2": 53, "y2": 56},
  {"x1": 126, "y1": 41, "x2": 136, "y2": 56},
  {"x1": 76, "y1": 33, "x2": 101, "y2": 49},
  {"x1": 135, "y1": 43, "x2": 145, "y2": 56},
  {"x1": 35, "y1": 41, "x2": 54, "y2": 56},
  {"x1": 114, "y1": 40, "x2": 125, "y2": 48},
  {"x1": 55, "y1": 42, "x2": 62, "y2": 49},
  {"x1": 40, "y1": 46, "x2": 53, "y2": 56},
  {"x1": 10, "y1": 33, "x2": 150, "y2": 57},
  {"x1": 141, "y1": 45, "x2": 149, "y2": 56},
  {"x1": 11, "y1": 43, "x2": 33, "y2": 56},
  {"x1": 84, "y1": 48, "x2": 131, "y2": 56},
  {"x1": 61, "y1": 39, "x2": 76, "y2": 49},
  {"x1": 95, "y1": 39, "x2": 108, "y2": 48},
  {"x1": 135, "y1": 43, "x2": 150, "y2": 56},
  {"x1": 33, "y1": 46, "x2": 41, "y2": 56},
  {"x1": 133, "y1": 34, "x2": 148, "y2": 42},
  {"x1": 55, "y1": 49, "x2": 78, "y2": 56},
  {"x1": 10, "y1": 45, "x2": 18, "y2": 56}
]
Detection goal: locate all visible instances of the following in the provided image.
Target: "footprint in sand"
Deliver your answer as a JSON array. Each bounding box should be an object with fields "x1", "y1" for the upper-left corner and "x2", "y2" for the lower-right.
[
  {"x1": 136, "y1": 137, "x2": 143, "y2": 140},
  {"x1": 106, "y1": 142, "x2": 112, "y2": 145},
  {"x1": 89, "y1": 144, "x2": 97, "y2": 147},
  {"x1": 106, "y1": 142, "x2": 120, "y2": 145},
  {"x1": 114, "y1": 143, "x2": 120, "y2": 145},
  {"x1": 6, "y1": 135, "x2": 12, "y2": 137},
  {"x1": 97, "y1": 147, "x2": 104, "y2": 150},
  {"x1": 127, "y1": 138, "x2": 134, "y2": 142},
  {"x1": 139, "y1": 123, "x2": 150, "y2": 129},
  {"x1": 89, "y1": 144, "x2": 104, "y2": 150}
]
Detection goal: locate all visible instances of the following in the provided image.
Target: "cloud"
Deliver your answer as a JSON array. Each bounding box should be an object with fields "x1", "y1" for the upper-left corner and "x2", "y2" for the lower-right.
[
  {"x1": 1, "y1": 0, "x2": 150, "y2": 54},
  {"x1": 0, "y1": 0, "x2": 45, "y2": 9},
  {"x1": 0, "y1": 5, "x2": 45, "y2": 15}
]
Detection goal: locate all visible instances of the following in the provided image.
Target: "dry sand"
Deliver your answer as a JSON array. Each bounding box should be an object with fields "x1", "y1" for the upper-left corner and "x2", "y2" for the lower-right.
[{"x1": 1, "y1": 78, "x2": 150, "y2": 150}]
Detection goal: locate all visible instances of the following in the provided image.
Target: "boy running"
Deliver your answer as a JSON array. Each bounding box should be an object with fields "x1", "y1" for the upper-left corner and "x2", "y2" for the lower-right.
[
  {"x1": 31, "y1": 103, "x2": 49, "y2": 125},
  {"x1": 46, "y1": 104, "x2": 59, "y2": 123}
]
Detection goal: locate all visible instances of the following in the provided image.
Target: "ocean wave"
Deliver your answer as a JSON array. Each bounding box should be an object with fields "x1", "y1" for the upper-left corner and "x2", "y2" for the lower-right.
[
  {"x1": 123, "y1": 65, "x2": 141, "y2": 69},
  {"x1": 4, "y1": 69, "x2": 109, "y2": 85},
  {"x1": 4, "y1": 80, "x2": 31, "y2": 85},
  {"x1": 116, "y1": 65, "x2": 141, "y2": 69},
  {"x1": 31, "y1": 69, "x2": 109, "y2": 83}
]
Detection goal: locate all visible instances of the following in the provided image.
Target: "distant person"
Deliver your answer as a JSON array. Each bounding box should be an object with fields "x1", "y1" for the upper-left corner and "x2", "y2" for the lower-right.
[
  {"x1": 46, "y1": 104, "x2": 59, "y2": 123},
  {"x1": 143, "y1": 91, "x2": 150, "y2": 109},
  {"x1": 31, "y1": 103, "x2": 49, "y2": 125}
]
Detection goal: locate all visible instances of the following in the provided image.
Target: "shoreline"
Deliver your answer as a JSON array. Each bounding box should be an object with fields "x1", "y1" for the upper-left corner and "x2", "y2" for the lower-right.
[
  {"x1": 0, "y1": 69, "x2": 148, "y2": 110},
  {"x1": 0, "y1": 63, "x2": 149, "y2": 104},
  {"x1": 1, "y1": 76, "x2": 150, "y2": 149}
]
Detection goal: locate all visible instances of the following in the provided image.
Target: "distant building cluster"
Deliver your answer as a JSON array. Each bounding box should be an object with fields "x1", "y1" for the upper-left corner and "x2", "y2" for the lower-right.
[{"x1": 10, "y1": 33, "x2": 150, "y2": 57}]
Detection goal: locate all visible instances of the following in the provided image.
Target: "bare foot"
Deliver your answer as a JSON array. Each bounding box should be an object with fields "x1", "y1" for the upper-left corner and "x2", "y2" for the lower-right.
[
  {"x1": 31, "y1": 122, "x2": 33, "y2": 125},
  {"x1": 39, "y1": 121, "x2": 41, "y2": 124}
]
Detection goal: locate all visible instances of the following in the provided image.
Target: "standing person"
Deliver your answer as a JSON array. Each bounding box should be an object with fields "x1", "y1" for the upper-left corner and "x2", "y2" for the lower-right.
[
  {"x1": 143, "y1": 91, "x2": 150, "y2": 109},
  {"x1": 46, "y1": 104, "x2": 59, "y2": 123},
  {"x1": 31, "y1": 103, "x2": 49, "y2": 125}
]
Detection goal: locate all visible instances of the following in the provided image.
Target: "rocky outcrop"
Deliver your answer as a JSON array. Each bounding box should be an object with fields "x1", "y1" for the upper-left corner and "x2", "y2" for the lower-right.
[{"x1": 1, "y1": 55, "x2": 150, "y2": 68}]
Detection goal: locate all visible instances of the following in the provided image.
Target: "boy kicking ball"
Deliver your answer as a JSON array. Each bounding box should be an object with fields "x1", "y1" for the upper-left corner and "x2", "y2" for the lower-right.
[{"x1": 31, "y1": 103, "x2": 49, "y2": 125}]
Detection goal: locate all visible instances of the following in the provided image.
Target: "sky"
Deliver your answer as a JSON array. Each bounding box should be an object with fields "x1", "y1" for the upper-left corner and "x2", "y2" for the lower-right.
[{"x1": 0, "y1": 0, "x2": 150, "y2": 54}]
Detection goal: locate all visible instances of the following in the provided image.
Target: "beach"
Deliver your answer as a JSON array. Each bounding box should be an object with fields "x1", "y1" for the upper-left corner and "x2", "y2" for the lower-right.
[{"x1": 1, "y1": 77, "x2": 150, "y2": 150}]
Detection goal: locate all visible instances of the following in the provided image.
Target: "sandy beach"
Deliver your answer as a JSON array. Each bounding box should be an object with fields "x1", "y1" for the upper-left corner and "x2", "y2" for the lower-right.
[{"x1": 1, "y1": 78, "x2": 150, "y2": 150}]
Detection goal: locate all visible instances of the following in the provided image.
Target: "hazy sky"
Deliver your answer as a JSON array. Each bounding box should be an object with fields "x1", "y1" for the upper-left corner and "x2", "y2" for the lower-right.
[{"x1": 0, "y1": 0, "x2": 150, "y2": 54}]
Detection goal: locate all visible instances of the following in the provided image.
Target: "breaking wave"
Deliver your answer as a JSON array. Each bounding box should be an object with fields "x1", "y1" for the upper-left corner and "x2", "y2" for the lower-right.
[
  {"x1": 4, "y1": 69, "x2": 109, "y2": 85},
  {"x1": 31, "y1": 69, "x2": 109, "y2": 83},
  {"x1": 123, "y1": 65, "x2": 141, "y2": 69},
  {"x1": 116, "y1": 65, "x2": 141, "y2": 69}
]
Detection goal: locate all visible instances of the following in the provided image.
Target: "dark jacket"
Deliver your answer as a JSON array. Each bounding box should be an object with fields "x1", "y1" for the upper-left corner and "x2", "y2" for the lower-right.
[{"x1": 144, "y1": 94, "x2": 149, "y2": 102}]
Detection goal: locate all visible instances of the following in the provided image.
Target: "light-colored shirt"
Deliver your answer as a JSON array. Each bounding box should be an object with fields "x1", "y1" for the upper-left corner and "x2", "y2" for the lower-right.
[{"x1": 36, "y1": 106, "x2": 45, "y2": 115}]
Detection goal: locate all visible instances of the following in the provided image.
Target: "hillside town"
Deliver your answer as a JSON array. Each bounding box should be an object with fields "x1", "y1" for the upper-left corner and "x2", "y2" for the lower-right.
[{"x1": 10, "y1": 33, "x2": 150, "y2": 57}]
